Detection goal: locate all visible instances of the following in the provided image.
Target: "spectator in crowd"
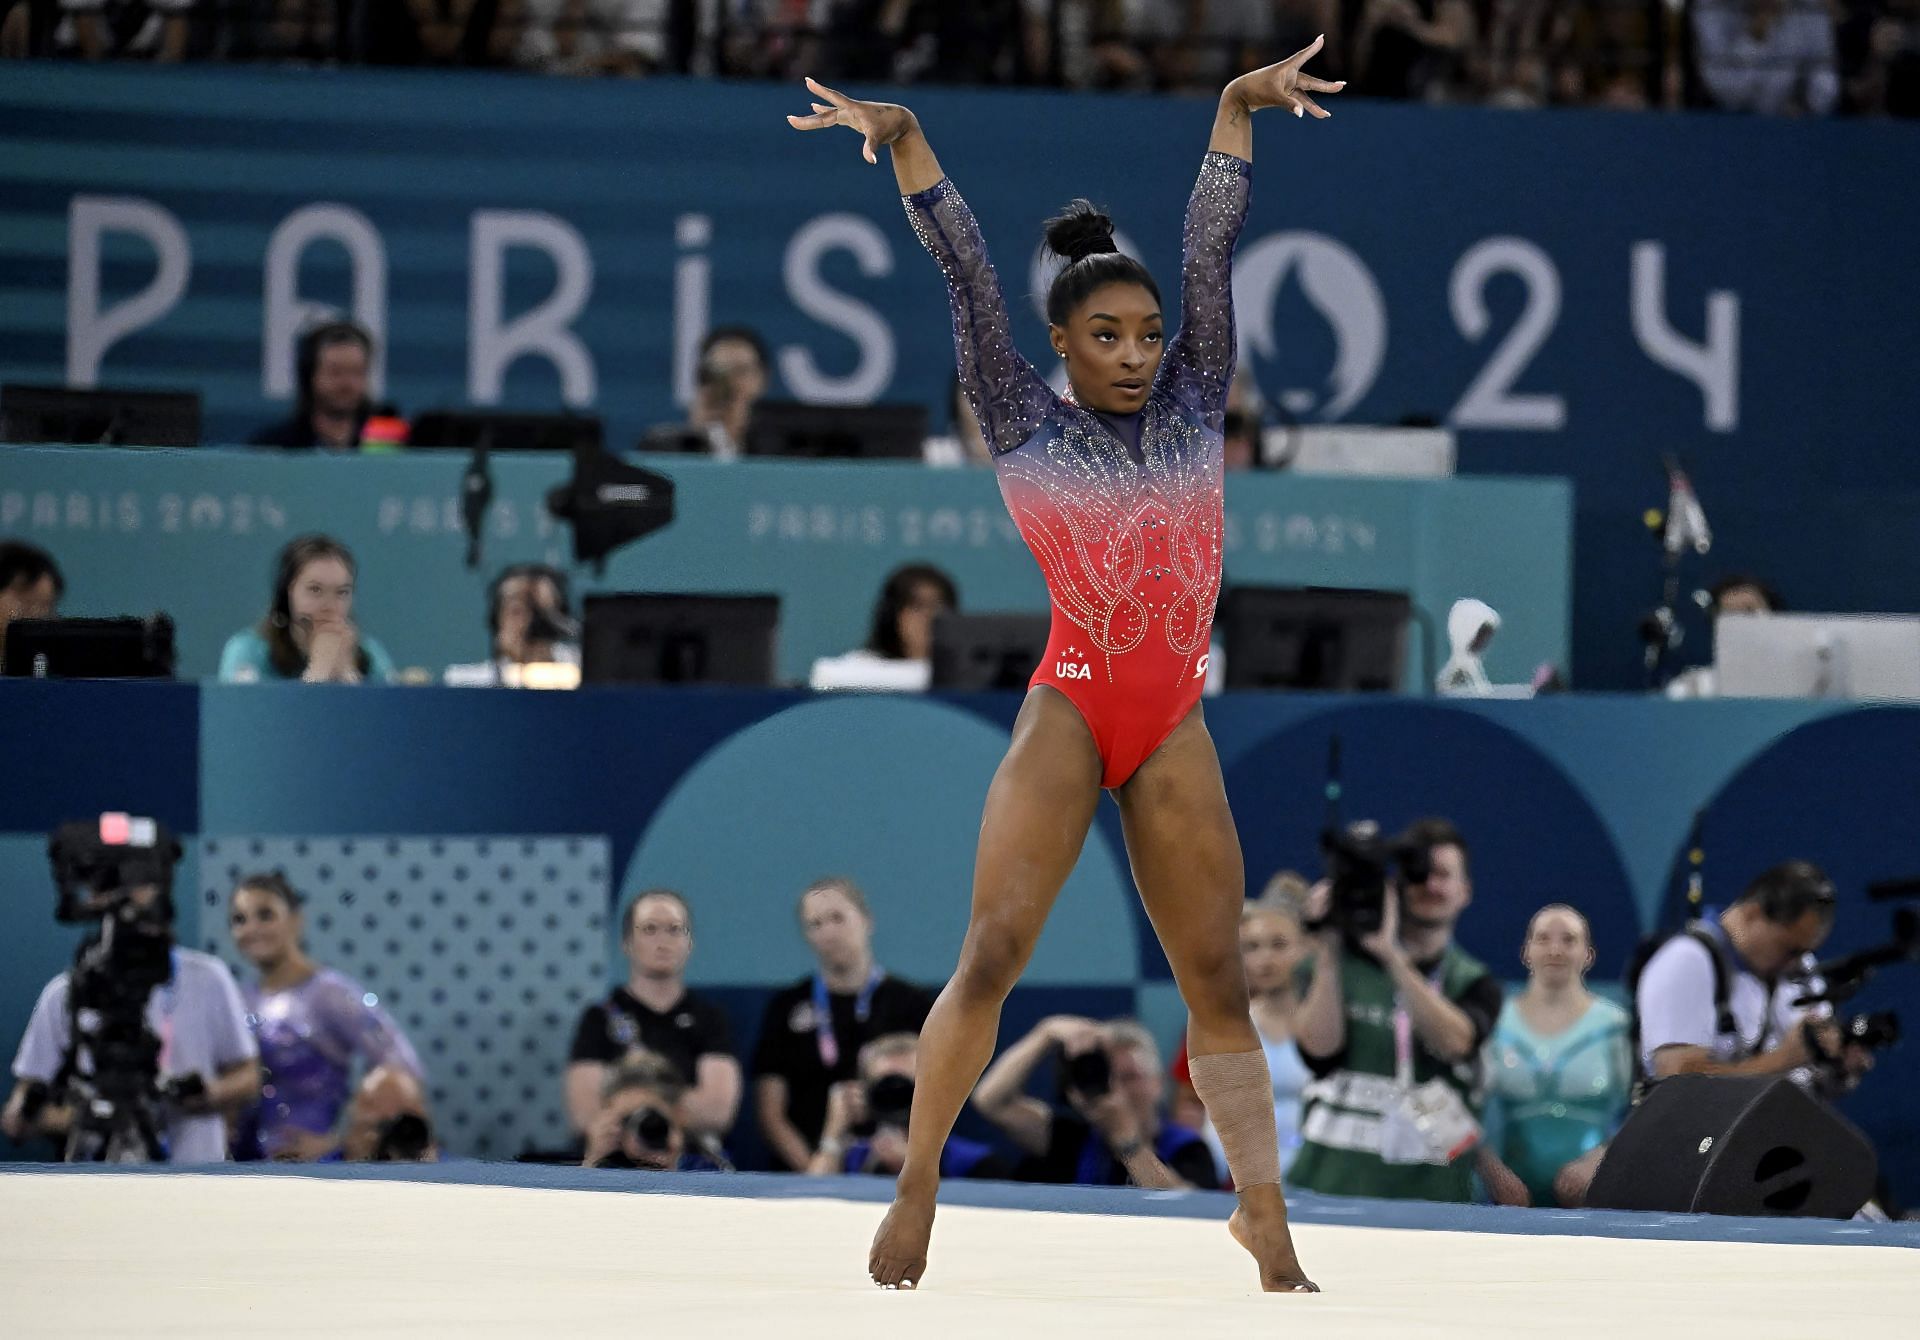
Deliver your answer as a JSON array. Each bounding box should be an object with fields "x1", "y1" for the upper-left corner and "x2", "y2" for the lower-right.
[
  {"x1": 341, "y1": 1062, "x2": 438, "y2": 1160},
  {"x1": 1694, "y1": 0, "x2": 1840, "y2": 115},
  {"x1": 1477, "y1": 903, "x2": 1630, "y2": 1208},
  {"x1": 504, "y1": 0, "x2": 685, "y2": 75},
  {"x1": 1635, "y1": 860, "x2": 1866, "y2": 1085},
  {"x1": 565, "y1": 888, "x2": 740, "y2": 1143},
  {"x1": 582, "y1": 1050, "x2": 716, "y2": 1169},
  {"x1": 923, "y1": 376, "x2": 992, "y2": 466},
  {"x1": 0, "y1": 539, "x2": 63, "y2": 670},
  {"x1": 1353, "y1": 0, "x2": 1478, "y2": 101},
  {"x1": 37, "y1": 0, "x2": 196, "y2": 61},
  {"x1": 1167, "y1": 893, "x2": 1313, "y2": 1183},
  {"x1": 249, "y1": 320, "x2": 375, "y2": 451},
  {"x1": 1022, "y1": 0, "x2": 1155, "y2": 90},
  {"x1": 3, "y1": 877, "x2": 260, "y2": 1163},
  {"x1": 445, "y1": 562, "x2": 581, "y2": 687},
  {"x1": 753, "y1": 876, "x2": 934, "y2": 1170},
  {"x1": 226, "y1": 871, "x2": 425, "y2": 1161},
  {"x1": 973, "y1": 1016, "x2": 1219, "y2": 1189},
  {"x1": 1664, "y1": 572, "x2": 1783, "y2": 699},
  {"x1": 1292, "y1": 817, "x2": 1503, "y2": 1201},
  {"x1": 219, "y1": 534, "x2": 398, "y2": 684},
  {"x1": 1841, "y1": 0, "x2": 1920, "y2": 116},
  {"x1": 808, "y1": 1032, "x2": 1012, "y2": 1179},
  {"x1": 808, "y1": 562, "x2": 958, "y2": 691},
  {"x1": 680, "y1": 324, "x2": 771, "y2": 460}
]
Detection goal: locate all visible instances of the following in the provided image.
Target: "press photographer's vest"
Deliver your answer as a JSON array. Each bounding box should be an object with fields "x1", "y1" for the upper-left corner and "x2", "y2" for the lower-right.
[{"x1": 1288, "y1": 943, "x2": 1489, "y2": 1202}]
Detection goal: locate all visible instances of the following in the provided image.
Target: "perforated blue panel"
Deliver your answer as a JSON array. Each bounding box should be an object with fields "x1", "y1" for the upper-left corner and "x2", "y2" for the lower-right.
[{"x1": 195, "y1": 835, "x2": 609, "y2": 1159}]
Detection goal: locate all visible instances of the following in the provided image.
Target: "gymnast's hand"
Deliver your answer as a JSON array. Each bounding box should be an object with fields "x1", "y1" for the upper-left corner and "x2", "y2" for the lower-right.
[
  {"x1": 1226, "y1": 35, "x2": 1345, "y2": 120},
  {"x1": 785, "y1": 77, "x2": 919, "y2": 166}
]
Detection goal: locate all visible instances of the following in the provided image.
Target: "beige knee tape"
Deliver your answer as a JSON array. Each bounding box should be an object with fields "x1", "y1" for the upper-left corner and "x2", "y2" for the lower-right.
[{"x1": 1188, "y1": 1049, "x2": 1281, "y2": 1190}]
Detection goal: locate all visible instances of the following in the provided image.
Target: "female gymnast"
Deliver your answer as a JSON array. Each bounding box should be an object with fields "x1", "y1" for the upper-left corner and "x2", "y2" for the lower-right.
[{"x1": 787, "y1": 38, "x2": 1340, "y2": 1293}]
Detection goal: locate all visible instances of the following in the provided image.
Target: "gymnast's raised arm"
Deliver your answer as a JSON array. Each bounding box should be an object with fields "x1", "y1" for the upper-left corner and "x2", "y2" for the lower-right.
[
  {"x1": 787, "y1": 78, "x2": 1052, "y2": 456},
  {"x1": 1162, "y1": 38, "x2": 1344, "y2": 417}
]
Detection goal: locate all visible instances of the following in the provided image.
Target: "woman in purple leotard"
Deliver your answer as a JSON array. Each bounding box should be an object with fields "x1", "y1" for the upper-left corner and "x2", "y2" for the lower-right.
[{"x1": 227, "y1": 872, "x2": 424, "y2": 1161}]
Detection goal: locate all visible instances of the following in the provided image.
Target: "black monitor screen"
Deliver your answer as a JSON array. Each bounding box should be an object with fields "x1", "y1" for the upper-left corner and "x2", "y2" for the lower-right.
[
  {"x1": 581, "y1": 593, "x2": 779, "y2": 686},
  {"x1": 929, "y1": 613, "x2": 1052, "y2": 691},
  {"x1": 1, "y1": 384, "x2": 201, "y2": 448},
  {"x1": 408, "y1": 411, "x2": 603, "y2": 453},
  {"x1": 2, "y1": 617, "x2": 177, "y2": 680},
  {"x1": 1219, "y1": 586, "x2": 1411, "y2": 692},
  {"x1": 745, "y1": 401, "x2": 927, "y2": 461}
]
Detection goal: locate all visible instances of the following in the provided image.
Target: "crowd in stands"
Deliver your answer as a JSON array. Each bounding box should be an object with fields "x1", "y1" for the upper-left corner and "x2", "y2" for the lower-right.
[
  {"x1": 5, "y1": 813, "x2": 1880, "y2": 1212},
  {"x1": 0, "y1": 0, "x2": 1914, "y2": 117}
]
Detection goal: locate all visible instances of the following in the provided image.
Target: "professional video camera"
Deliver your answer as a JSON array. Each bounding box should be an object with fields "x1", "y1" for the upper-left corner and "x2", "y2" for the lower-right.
[
  {"x1": 1792, "y1": 885, "x2": 1920, "y2": 1081},
  {"x1": 1312, "y1": 820, "x2": 1433, "y2": 940},
  {"x1": 27, "y1": 814, "x2": 185, "y2": 1162}
]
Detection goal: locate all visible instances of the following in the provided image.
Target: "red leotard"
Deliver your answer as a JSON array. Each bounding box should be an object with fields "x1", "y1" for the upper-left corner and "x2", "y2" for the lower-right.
[{"x1": 904, "y1": 152, "x2": 1250, "y2": 787}]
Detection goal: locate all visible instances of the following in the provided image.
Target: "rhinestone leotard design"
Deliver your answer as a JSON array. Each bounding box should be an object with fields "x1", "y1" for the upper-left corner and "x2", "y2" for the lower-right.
[{"x1": 904, "y1": 152, "x2": 1251, "y2": 788}]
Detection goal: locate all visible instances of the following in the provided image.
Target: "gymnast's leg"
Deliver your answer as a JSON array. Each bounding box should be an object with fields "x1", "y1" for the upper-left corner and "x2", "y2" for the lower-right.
[
  {"x1": 868, "y1": 685, "x2": 1104, "y2": 1289},
  {"x1": 1115, "y1": 706, "x2": 1317, "y2": 1293}
]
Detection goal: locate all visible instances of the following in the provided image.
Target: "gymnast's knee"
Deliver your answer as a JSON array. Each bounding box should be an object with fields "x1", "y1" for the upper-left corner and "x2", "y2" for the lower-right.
[
  {"x1": 952, "y1": 921, "x2": 1038, "y2": 1001},
  {"x1": 1178, "y1": 946, "x2": 1248, "y2": 1027}
]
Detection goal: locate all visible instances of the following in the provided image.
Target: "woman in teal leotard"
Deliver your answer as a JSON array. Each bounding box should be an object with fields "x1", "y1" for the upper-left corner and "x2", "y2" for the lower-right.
[{"x1": 1480, "y1": 904, "x2": 1632, "y2": 1207}]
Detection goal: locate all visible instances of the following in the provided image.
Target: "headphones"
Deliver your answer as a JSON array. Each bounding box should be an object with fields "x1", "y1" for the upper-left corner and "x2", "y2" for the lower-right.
[
  {"x1": 487, "y1": 563, "x2": 572, "y2": 635},
  {"x1": 296, "y1": 320, "x2": 375, "y2": 399}
]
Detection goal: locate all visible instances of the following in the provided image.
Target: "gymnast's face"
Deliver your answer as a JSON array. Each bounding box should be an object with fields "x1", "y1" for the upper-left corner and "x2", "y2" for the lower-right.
[
  {"x1": 1050, "y1": 283, "x2": 1164, "y2": 417},
  {"x1": 230, "y1": 885, "x2": 301, "y2": 969}
]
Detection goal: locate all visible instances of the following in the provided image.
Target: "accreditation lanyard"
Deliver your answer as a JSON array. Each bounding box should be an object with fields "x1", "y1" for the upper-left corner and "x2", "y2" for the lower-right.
[
  {"x1": 813, "y1": 967, "x2": 883, "y2": 1070},
  {"x1": 1392, "y1": 959, "x2": 1449, "y2": 1090}
]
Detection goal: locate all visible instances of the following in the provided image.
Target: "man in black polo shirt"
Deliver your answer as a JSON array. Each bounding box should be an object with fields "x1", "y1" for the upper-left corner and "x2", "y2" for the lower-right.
[
  {"x1": 566, "y1": 888, "x2": 740, "y2": 1145},
  {"x1": 753, "y1": 877, "x2": 934, "y2": 1170}
]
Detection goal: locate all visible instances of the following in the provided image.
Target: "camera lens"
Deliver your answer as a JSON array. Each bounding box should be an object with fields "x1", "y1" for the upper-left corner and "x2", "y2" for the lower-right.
[
  {"x1": 866, "y1": 1073, "x2": 915, "y2": 1127},
  {"x1": 1066, "y1": 1048, "x2": 1111, "y2": 1098},
  {"x1": 623, "y1": 1106, "x2": 673, "y2": 1152}
]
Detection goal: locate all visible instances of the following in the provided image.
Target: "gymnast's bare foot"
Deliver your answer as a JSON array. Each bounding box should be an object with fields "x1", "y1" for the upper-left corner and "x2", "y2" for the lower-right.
[
  {"x1": 1229, "y1": 1185, "x2": 1318, "y2": 1294},
  {"x1": 869, "y1": 1184, "x2": 935, "y2": 1290}
]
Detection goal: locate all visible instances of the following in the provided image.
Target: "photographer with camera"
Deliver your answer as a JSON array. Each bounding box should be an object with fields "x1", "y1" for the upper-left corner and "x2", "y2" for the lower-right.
[
  {"x1": 582, "y1": 1050, "x2": 711, "y2": 1172},
  {"x1": 1291, "y1": 817, "x2": 1503, "y2": 1202},
  {"x1": 809, "y1": 1033, "x2": 1010, "y2": 1180},
  {"x1": 3, "y1": 817, "x2": 260, "y2": 1163},
  {"x1": 971, "y1": 1016, "x2": 1218, "y2": 1190},
  {"x1": 1635, "y1": 861, "x2": 1872, "y2": 1091},
  {"x1": 677, "y1": 324, "x2": 770, "y2": 461}
]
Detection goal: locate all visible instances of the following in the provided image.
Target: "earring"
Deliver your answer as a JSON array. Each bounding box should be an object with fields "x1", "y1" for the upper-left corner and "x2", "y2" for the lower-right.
[{"x1": 270, "y1": 612, "x2": 288, "y2": 629}]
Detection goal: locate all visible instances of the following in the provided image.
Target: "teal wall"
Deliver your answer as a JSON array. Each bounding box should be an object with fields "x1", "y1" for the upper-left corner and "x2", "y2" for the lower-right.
[{"x1": 0, "y1": 446, "x2": 1572, "y2": 687}]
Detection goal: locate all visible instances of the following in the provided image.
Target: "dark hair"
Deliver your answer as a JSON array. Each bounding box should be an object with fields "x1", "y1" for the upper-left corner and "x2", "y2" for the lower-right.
[
  {"x1": 232, "y1": 870, "x2": 305, "y2": 911},
  {"x1": 1043, "y1": 199, "x2": 1161, "y2": 327},
  {"x1": 0, "y1": 539, "x2": 64, "y2": 599},
  {"x1": 258, "y1": 533, "x2": 372, "y2": 680},
  {"x1": 1735, "y1": 861, "x2": 1837, "y2": 925},
  {"x1": 1403, "y1": 816, "x2": 1470, "y2": 874},
  {"x1": 487, "y1": 563, "x2": 571, "y2": 637},
  {"x1": 1710, "y1": 574, "x2": 1785, "y2": 614},
  {"x1": 699, "y1": 324, "x2": 769, "y2": 372},
  {"x1": 623, "y1": 887, "x2": 693, "y2": 940},
  {"x1": 865, "y1": 563, "x2": 958, "y2": 659},
  {"x1": 296, "y1": 320, "x2": 374, "y2": 416}
]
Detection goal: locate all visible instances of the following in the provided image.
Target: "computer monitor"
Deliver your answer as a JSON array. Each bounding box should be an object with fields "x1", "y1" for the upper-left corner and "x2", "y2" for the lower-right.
[
  {"x1": 1, "y1": 384, "x2": 201, "y2": 447},
  {"x1": 1218, "y1": 586, "x2": 1412, "y2": 692},
  {"x1": 408, "y1": 410, "x2": 603, "y2": 453},
  {"x1": 745, "y1": 401, "x2": 928, "y2": 461},
  {"x1": 1716, "y1": 614, "x2": 1920, "y2": 701},
  {"x1": 580, "y1": 593, "x2": 780, "y2": 686},
  {"x1": 1, "y1": 616, "x2": 177, "y2": 680},
  {"x1": 929, "y1": 613, "x2": 1052, "y2": 691}
]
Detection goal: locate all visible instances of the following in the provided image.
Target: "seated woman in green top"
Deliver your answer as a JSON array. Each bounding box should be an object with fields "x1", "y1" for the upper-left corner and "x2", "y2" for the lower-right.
[
  {"x1": 1479, "y1": 903, "x2": 1631, "y2": 1208},
  {"x1": 219, "y1": 534, "x2": 397, "y2": 684}
]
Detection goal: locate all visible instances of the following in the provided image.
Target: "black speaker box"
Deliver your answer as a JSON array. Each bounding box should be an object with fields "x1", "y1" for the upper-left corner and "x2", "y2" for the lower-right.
[{"x1": 1587, "y1": 1075, "x2": 1876, "y2": 1218}]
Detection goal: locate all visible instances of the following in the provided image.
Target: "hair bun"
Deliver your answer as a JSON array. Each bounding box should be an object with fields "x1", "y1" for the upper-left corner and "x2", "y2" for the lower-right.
[{"x1": 1043, "y1": 199, "x2": 1118, "y2": 266}]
